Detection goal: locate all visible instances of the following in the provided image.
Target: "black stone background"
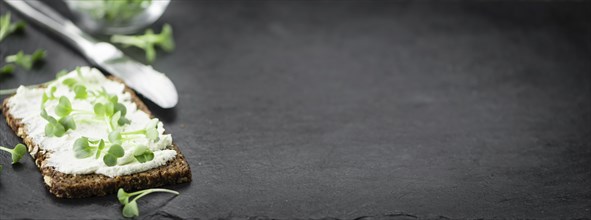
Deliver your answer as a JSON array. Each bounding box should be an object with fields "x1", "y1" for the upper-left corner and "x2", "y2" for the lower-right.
[{"x1": 1, "y1": 1, "x2": 590, "y2": 219}]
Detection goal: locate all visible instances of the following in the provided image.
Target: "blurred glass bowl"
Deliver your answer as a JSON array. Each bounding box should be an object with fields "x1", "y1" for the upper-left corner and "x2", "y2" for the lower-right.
[{"x1": 64, "y1": 0, "x2": 170, "y2": 34}]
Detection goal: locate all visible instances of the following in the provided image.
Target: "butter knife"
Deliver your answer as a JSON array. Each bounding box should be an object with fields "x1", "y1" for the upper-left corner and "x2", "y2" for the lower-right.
[{"x1": 4, "y1": 0, "x2": 178, "y2": 108}]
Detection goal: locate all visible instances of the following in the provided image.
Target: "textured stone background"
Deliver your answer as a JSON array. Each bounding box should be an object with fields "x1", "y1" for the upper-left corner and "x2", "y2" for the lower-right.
[{"x1": 1, "y1": 1, "x2": 590, "y2": 219}]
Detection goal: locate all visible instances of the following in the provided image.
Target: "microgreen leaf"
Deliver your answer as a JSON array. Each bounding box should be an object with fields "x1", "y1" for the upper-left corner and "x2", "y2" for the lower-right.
[
  {"x1": 95, "y1": 139, "x2": 105, "y2": 159},
  {"x1": 49, "y1": 86, "x2": 57, "y2": 98},
  {"x1": 94, "y1": 103, "x2": 105, "y2": 117},
  {"x1": 103, "y1": 154, "x2": 118, "y2": 166},
  {"x1": 74, "y1": 85, "x2": 88, "y2": 99},
  {"x1": 122, "y1": 200, "x2": 139, "y2": 218},
  {"x1": 0, "y1": 13, "x2": 26, "y2": 42},
  {"x1": 31, "y1": 49, "x2": 45, "y2": 62},
  {"x1": 58, "y1": 115, "x2": 77, "y2": 131},
  {"x1": 44, "y1": 119, "x2": 66, "y2": 137},
  {"x1": 0, "y1": 64, "x2": 14, "y2": 75},
  {"x1": 111, "y1": 111, "x2": 122, "y2": 129},
  {"x1": 118, "y1": 117, "x2": 131, "y2": 126},
  {"x1": 12, "y1": 144, "x2": 26, "y2": 164},
  {"x1": 110, "y1": 95, "x2": 118, "y2": 104},
  {"x1": 41, "y1": 93, "x2": 49, "y2": 105},
  {"x1": 55, "y1": 96, "x2": 72, "y2": 117},
  {"x1": 41, "y1": 109, "x2": 68, "y2": 137},
  {"x1": 103, "y1": 143, "x2": 125, "y2": 166},
  {"x1": 105, "y1": 102, "x2": 115, "y2": 117},
  {"x1": 109, "y1": 130, "x2": 122, "y2": 145},
  {"x1": 133, "y1": 145, "x2": 154, "y2": 163},
  {"x1": 0, "y1": 143, "x2": 27, "y2": 164},
  {"x1": 73, "y1": 137, "x2": 94, "y2": 158},
  {"x1": 40, "y1": 108, "x2": 50, "y2": 120},
  {"x1": 108, "y1": 144, "x2": 124, "y2": 158},
  {"x1": 118, "y1": 188, "x2": 130, "y2": 205},
  {"x1": 114, "y1": 103, "x2": 127, "y2": 116},
  {"x1": 63, "y1": 78, "x2": 77, "y2": 87}
]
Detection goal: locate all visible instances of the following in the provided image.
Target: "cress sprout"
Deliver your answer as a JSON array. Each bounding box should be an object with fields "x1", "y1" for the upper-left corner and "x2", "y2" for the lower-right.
[
  {"x1": 133, "y1": 145, "x2": 154, "y2": 163},
  {"x1": 103, "y1": 144, "x2": 124, "y2": 166},
  {"x1": 74, "y1": 135, "x2": 154, "y2": 166},
  {"x1": 0, "y1": 143, "x2": 27, "y2": 164},
  {"x1": 117, "y1": 188, "x2": 179, "y2": 218},
  {"x1": 41, "y1": 108, "x2": 68, "y2": 137},
  {"x1": 0, "y1": 64, "x2": 14, "y2": 75},
  {"x1": 63, "y1": 78, "x2": 88, "y2": 99},
  {"x1": 111, "y1": 24, "x2": 174, "y2": 63},
  {"x1": 0, "y1": 12, "x2": 26, "y2": 42},
  {"x1": 73, "y1": 137, "x2": 125, "y2": 166},
  {"x1": 4, "y1": 49, "x2": 46, "y2": 70}
]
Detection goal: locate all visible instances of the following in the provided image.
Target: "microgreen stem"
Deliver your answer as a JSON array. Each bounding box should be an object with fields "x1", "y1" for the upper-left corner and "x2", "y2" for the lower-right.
[
  {"x1": 78, "y1": 118, "x2": 104, "y2": 123},
  {"x1": 105, "y1": 118, "x2": 113, "y2": 132},
  {"x1": 130, "y1": 189, "x2": 179, "y2": 202},
  {"x1": 72, "y1": 109, "x2": 95, "y2": 115},
  {"x1": 120, "y1": 130, "x2": 145, "y2": 135}
]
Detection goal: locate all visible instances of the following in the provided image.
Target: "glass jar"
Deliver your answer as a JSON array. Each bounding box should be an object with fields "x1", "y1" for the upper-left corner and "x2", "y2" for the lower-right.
[{"x1": 64, "y1": 0, "x2": 170, "y2": 34}]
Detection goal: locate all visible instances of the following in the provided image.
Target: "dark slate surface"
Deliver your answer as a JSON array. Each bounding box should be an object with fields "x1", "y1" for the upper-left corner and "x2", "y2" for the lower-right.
[{"x1": 1, "y1": 1, "x2": 590, "y2": 219}]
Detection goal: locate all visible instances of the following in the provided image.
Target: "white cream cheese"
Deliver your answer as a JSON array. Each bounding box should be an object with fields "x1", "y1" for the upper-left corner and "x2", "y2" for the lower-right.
[{"x1": 7, "y1": 67, "x2": 177, "y2": 177}]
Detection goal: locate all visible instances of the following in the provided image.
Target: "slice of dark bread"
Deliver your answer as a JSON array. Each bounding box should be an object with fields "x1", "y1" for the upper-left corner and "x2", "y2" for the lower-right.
[{"x1": 1, "y1": 76, "x2": 191, "y2": 198}]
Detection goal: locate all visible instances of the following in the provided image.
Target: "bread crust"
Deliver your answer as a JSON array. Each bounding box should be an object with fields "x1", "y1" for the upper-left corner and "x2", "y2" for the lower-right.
[{"x1": 1, "y1": 77, "x2": 191, "y2": 198}]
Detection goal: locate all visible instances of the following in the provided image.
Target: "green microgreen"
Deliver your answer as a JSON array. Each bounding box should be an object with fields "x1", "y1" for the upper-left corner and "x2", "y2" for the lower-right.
[
  {"x1": 61, "y1": 77, "x2": 88, "y2": 99},
  {"x1": 0, "y1": 64, "x2": 14, "y2": 75},
  {"x1": 73, "y1": 137, "x2": 94, "y2": 158},
  {"x1": 0, "y1": 13, "x2": 26, "y2": 42},
  {"x1": 103, "y1": 144, "x2": 125, "y2": 166},
  {"x1": 93, "y1": 94, "x2": 130, "y2": 132},
  {"x1": 41, "y1": 109, "x2": 68, "y2": 137},
  {"x1": 95, "y1": 139, "x2": 105, "y2": 159},
  {"x1": 133, "y1": 145, "x2": 154, "y2": 163},
  {"x1": 58, "y1": 115, "x2": 77, "y2": 131},
  {"x1": 0, "y1": 143, "x2": 27, "y2": 164},
  {"x1": 4, "y1": 49, "x2": 46, "y2": 70},
  {"x1": 108, "y1": 130, "x2": 122, "y2": 145},
  {"x1": 110, "y1": 23, "x2": 174, "y2": 63},
  {"x1": 117, "y1": 188, "x2": 179, "y2": 218},
  {"x1": 41, "y1": 86, "x2": 58, "y2": 105},
  {"x1": 55, "y1": 96, "x2": 73, "y2": 117},
  {"x1": 74, "y1": 136, "x2": 127, "y2": 166}
]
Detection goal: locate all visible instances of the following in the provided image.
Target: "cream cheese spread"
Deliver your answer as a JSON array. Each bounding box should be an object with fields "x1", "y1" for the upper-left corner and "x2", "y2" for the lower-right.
[{"x1": 7, "y1": 67, "x2": 177, "y2": 177}]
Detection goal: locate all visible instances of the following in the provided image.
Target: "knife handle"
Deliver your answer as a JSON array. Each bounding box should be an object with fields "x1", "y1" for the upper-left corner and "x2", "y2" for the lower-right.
[{"x1": 4, "y1": 0, "x2": 97, "y2": 58}]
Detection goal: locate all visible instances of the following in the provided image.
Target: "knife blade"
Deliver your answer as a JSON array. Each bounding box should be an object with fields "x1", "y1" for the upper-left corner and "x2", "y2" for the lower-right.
[{"x1": 4, "y1": 0, "x2": 178, "y2": 108}]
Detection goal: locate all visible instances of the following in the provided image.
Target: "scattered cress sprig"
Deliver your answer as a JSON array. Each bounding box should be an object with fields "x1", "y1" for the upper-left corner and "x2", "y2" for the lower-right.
[
  {"x1": 1, "y1": 49, "x2": 46, "y2": 75},
  {"x1": 0, "y1": 13, "x2": 25, "y2": 42},
  {"x1": 117, "y1": 188, "x2": 179, "y2": 218},
  {"x1": 111, "y1": 24, "x2": 174, "y2": 63},
  {"x1": 0, "y1": 143, "x2": 27, "y2": 164}
]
